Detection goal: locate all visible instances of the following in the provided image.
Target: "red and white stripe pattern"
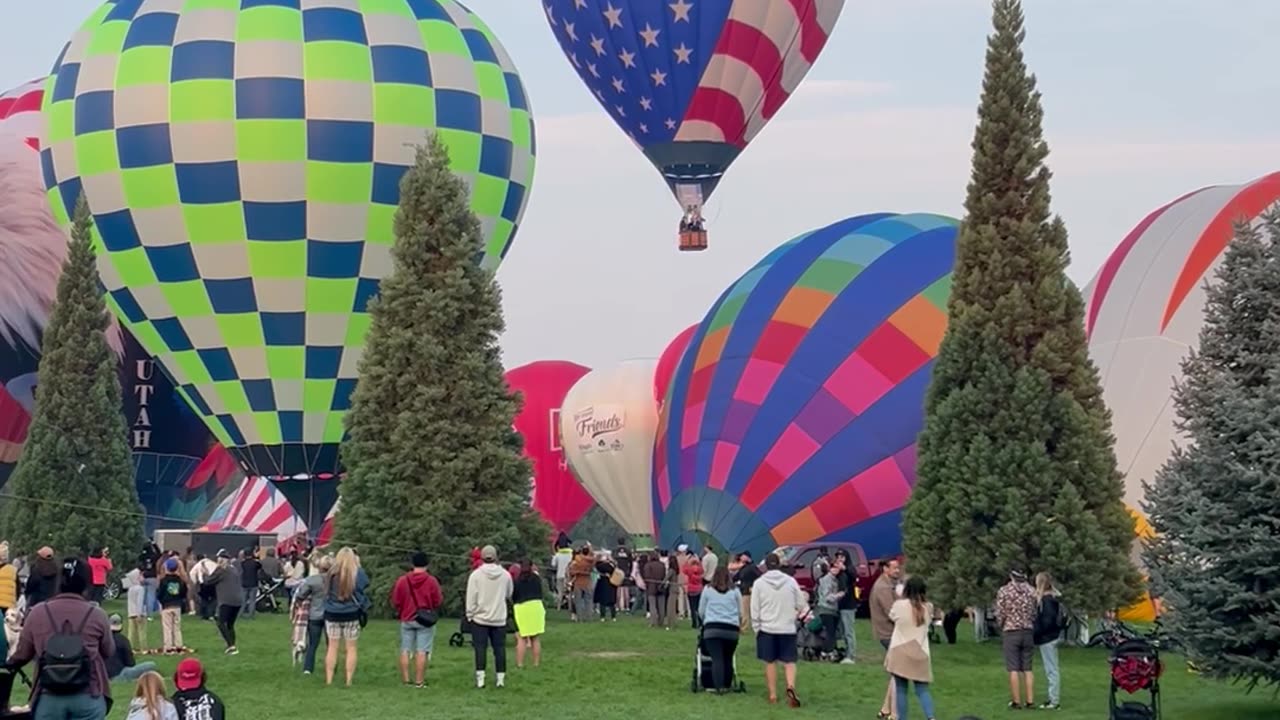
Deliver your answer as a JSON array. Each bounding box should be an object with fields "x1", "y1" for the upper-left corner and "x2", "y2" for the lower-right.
[
  {"x1": 677, "y1": 0, "x2": 843, "y2": 147},
  {"x1": 201, "y1": 476, "x2": 306, "y2": 539},
  {"x1": 0, "y1": 79, "x2": 45, "y2": 152}
]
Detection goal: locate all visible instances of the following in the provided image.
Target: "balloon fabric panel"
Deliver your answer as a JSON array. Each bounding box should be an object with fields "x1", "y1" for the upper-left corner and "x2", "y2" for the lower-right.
[
  {"x1": 40, "y1": 0, "x2": 535, "y2": 482},
  {"x1": 653, "y1": 213, "x2": 958, "y2": 560}
]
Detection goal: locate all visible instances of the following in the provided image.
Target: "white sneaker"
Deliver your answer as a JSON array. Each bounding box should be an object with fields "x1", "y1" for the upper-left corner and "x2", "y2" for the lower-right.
[
  {"x1": 475, "y1": 671, "x2": 485, "y2": 689},
  {"x1": 840, "y1": 657, "x2": 856, "y2": 665},
  {"x1": 495, "y1": 672, "x2": 505, "y2": 688}
]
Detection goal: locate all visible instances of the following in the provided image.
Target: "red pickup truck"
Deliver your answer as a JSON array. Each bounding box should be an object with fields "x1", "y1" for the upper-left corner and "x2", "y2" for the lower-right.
[{"x1": 772, "y1": 542, "x2": 870, "y2": 596}]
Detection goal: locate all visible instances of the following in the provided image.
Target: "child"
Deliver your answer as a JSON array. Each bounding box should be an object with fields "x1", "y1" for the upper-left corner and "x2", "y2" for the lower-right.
[
  {"x1": 108, "y1": 614, "x2": 158, "y2": 683},
  {"x1": 158, "y1": 558, "x2": 188, "y2": 654},
  {"x1": 125, "y1": 564, "x2": 148, "y2": 652},
  {"x1": 816, "y1": 561, "x2": 844, "y2": 661},
  {"x1": 126, "y1": 671, "x2": 178, "y2": 720},
  {"x1": 173, "y1": 658, "x2": 225, "y2": 720}
]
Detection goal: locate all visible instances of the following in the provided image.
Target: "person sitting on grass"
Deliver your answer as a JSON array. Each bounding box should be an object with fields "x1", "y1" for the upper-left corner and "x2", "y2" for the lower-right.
[
  {"x1": 172, "y1": 659, "x2": 224, "y2": 720},
  {"x1": 107, "y1": 614, "x2": 157, "y2": 683},
  {"x1": 125, "y1": 671, "x2": 177, "y2": 720}
]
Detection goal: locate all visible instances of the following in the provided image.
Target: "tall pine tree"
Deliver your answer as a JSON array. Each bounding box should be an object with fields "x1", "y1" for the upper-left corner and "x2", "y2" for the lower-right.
[
  {"x1": 1144, "y1": 211, "x2": 1280, "y2": 690},
  {"x1": 0, "y1": 197, "x2": 144, "y2": 558},
  {"x1": 337, "y1": 136, "x2": 547, "y2": 615},
  {"x1": 902, "y1": 0, "x2": 1140, "y2": 614}
]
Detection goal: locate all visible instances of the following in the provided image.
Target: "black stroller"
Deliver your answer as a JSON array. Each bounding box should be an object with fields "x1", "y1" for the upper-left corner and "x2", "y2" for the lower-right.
[
  {"x1": 1109, "y1": 638, "x2": 1163, "y2": 720},
  {"x1": 256, "y1": 576, "x2": 286, "y2": 613},
  {"x1": 690, "y1": 631, "x2": 746, "y2": 693}
]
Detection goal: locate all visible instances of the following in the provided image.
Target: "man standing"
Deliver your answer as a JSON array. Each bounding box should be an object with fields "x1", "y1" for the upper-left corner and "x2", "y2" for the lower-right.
[
  {"x1": 239, "y1": 550, "x2": 263, "y2": 620},
  {"x1": 732, "y1": 551, "x2": 761, "y2": 634},
  {"x1": 10, "y1": 558, "x2": 115, "y2": 719},
  {"x1": 832, "y1": 551, "x2": 858, "y2": 664},
  {"x1": 139, "y1": 540, "x2": 161, "y2": 617},
  {"x1": 870, "y1": 557, "x2": 903, "y2": 719},
  {"x1": 391, "y1": 552, "x2": 442, "y2": 688},
  {"x1": 996, "y1": 569, "x2": 1038, "y2": 709},
  {"x1": 701, "y1": 544, "x2": 718, "y2": 583},
  {"x1": 465, "y1": 545, "x2": 513, "y2": 689},
  {"x1": 750, "y1": 553, "x2": 808, "y2": 707},
  {"x1": 204, "y1": 551, "x2": 243, "y2": 655}
]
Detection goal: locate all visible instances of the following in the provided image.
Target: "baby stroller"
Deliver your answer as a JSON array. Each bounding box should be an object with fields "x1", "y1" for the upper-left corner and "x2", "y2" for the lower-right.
[
  {"x1": 690, "y1": 631, "x2": 746, "y2": 693},
  {"x1": 256, "y1": 576, "x2": 285, "y2": 614},
  {"x1": 0, "y1": 667, "x2": 32, "y2": 720},
  {"x1": 797, "y1": 615, "x2": 844, "y2": 662},
  {"x1": 1109, "y1": 638, "x2": 1163, "y2": 720}
]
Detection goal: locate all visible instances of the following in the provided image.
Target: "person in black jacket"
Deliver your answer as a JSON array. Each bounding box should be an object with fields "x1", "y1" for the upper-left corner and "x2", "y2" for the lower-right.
[
  {"x1": 24, "y1": 548, "x2": 58, "y2": 607},
  {"x1": 173, "y1": 658, "x2": 225, "y2": 720},
  {"x1": 140, "y1": 540, "x2": 162, "y2": 617},
  {"x1": 1033, "y1": 572, "x2": 1066, "y2": 710},
  {"x1": 204, "y1": 553, "x2": 242, "y2": 654},
  {"x1": 511, "y1": 560, "x2": 545, "y2": 669},
  {"x1": 832, "y1": 550, "x2": 859, "y2": 663},
  {"x1": 158, "y1": 559, "x2": 189, "y2": 653},
  {"x1": 105, "y1": 614, "x2": 157, "y2": 682},
  {"x1": 239, "y1": 550, "x2": 263, "y2": 620}
]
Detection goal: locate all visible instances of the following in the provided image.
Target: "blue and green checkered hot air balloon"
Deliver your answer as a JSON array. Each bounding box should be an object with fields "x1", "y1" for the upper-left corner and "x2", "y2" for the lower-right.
[{"x1": 39, "y1": 0, "x2": 536, "y2": 529}]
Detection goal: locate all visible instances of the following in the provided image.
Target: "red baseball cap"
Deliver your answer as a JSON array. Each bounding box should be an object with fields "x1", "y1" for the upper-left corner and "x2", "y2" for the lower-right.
[{"x1": 175, "y1": 658, "x2": 203, "y2": 692}]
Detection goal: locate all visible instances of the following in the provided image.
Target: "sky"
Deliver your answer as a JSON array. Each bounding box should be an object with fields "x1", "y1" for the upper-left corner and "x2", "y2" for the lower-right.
[{"x1": 4, "y1": 1, "x2": 1280, "y2": 370}]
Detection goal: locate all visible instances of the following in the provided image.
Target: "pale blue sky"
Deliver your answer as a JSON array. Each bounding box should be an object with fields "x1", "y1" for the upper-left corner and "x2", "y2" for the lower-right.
[{"x1": 4, "y1": 1, "x2": 1278, "y2": 368}]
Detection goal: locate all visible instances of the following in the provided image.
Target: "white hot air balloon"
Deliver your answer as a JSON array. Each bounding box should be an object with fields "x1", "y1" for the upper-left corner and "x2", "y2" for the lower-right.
[{"x1": 560, "y1": 359, "x2": 659, "y2": 544}]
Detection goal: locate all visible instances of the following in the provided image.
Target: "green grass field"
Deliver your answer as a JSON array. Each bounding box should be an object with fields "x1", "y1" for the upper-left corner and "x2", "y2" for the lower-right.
[{"x1": 94, "y1": 606, "x2": 1272, "y2": 720}]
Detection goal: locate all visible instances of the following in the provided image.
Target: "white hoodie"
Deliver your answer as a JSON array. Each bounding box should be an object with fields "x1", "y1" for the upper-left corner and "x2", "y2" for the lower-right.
[
  {"x1": 466, "y1": 562, "x2": 513, "y2": 627},
  {"x1": 750, "y1": 569, "x2": 809, "y2": 635}
]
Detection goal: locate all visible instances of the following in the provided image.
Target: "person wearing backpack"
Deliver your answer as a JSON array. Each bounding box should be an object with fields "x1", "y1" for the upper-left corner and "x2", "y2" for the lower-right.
[
  {"x1": 1033, "y1": 572, "x2": 1068, "y2": 710},
  {"x1": 8, "y1": 556, "x2": 115, "y2": 719},
  {"x1": 389, "y1": 552, "x2": 442, "y2": 688}
]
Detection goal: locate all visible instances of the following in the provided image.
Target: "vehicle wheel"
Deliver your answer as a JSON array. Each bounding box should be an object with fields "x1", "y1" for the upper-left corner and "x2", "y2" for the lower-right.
[{"x1": 104, "y1": 582, "x2": 121, "y2": 602}]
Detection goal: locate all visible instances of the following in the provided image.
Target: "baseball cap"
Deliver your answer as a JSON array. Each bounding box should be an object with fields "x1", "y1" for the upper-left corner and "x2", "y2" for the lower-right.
[
  {"x1": 175, "y1": 658, "x2": 203, "y2": 691},
  {"x1": 1010, "y1": 569, "x2": 1027, "y2": 582},
  {"x1": 216, "y1": 549, "x2": 229, "y2": 560},
  {"x1": 164, "y1": 558, "x2": 179, "y2": 572},
  {"x1": 480, "y1": 545, "x2": 497, "y2": 562},
  {"x1": 108, "y1": 614, "x2": 122, "y2": 630}
]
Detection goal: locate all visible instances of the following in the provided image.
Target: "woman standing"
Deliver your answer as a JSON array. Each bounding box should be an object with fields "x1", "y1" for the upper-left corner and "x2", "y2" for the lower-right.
[
  {"x1": 293, "y1": 555, "x2": 332, "y2": 675},
  {"x1": 512, "y1": 559, "x2": 545, "y2": 669},
  {"x1": 323, "y1": 548, "x2": 370, "y2": 687},
  {"x1": 663, "y1": 555, "x2": 681, "y2": 630},
  {"x1": 682, "y1": 556, "x2": 705, "y2": 630},
  {"x1": 885, "y1": 576, "x2": 937, "y2": 720},
  {"x1": 88, "y1": 548, "x2": 113, "y2": 606},
  {"x1": 593, "y1": 552, "x2": 618, "y2": 621},
  {"x1": 698, "y1": 567, "x2": 742, "y2": 692},
  {"x1": 1034, "y1": 572, "x2": 1065, "y2": 710}
]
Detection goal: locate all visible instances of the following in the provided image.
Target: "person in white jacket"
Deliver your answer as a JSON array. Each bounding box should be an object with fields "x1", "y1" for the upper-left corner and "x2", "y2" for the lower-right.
[
  {"x1": 750, "y1": 553, "x2": 809, "y2": 708},
  {"x1": 466, "y1": 545, "x2": 513, "y2": 689}
]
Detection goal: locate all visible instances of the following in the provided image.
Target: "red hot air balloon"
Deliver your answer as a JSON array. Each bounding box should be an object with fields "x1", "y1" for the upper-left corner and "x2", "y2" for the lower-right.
[
  {"x1": 506, "y1": 361, "x2": 595, "y2": 533},
  {"x1": 655, "y1": 325, "x2": 697, "y2": 408}
]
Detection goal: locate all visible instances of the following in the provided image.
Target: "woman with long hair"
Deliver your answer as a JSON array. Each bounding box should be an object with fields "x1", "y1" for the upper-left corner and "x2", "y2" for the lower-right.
[
  {"x1": 125, "y1": 671, "x2": 178, "y2": 720},
  {"x1": 512, "y1": 558, "x2": 546, "y2": 669},
  {"x1": 884, "y1": 576, "x2": 936, "y2": 720},
  {"x1": 323, "y1": 547, "x2": 370, "y2": 686},
  {"x1": 1034, "y1": 572, "x2": 1065, "y2": 710},
  {"x1": 698, "y1": 567, "x2": 742, "y2": 692}
]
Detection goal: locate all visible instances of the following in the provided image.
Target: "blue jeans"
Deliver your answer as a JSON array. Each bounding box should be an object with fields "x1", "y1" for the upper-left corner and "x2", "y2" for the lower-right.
[
  {"x1": 142, "y1": 578, "x2": 158, "y2": 616},
  {"x1": 894, "y1": 676, "x2": 936, "y2": 720},
  {"x1": 573, "y1": 589, "x2": 591, "y2": 620},
  {"x1": 303, "y1": 619, "x2": 326, "y2": 673},
  {"x1": 111, "y1": 661, "x2": 157, "y2": 682},
  {"x1": 838, "y1": 609, "x2": 857, "y2": 658},
  {"x1": 241, "y1": 587, "x2": 259, "y2": 618},
  {"x1": 33, "y1": 692, "x2": 106, "y2": 720},
  {"x1": 1040, "y1": 640, "x2": 1061, "y2": 704}
]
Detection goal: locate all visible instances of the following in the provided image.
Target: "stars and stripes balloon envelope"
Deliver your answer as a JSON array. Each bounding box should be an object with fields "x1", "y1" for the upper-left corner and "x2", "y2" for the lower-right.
[
  {"x1": 653, "y1": 213, "x2": 958, "y2": 560},
  {"x1": 1084, "y1": 172, "x2": 1280, "y2": 520},
  {"x1": 543, "y1": 0, "x2": 844, "y2": 250},
  {"x1": 39, "y1": 0, "x2": 535, "y2": 531}
]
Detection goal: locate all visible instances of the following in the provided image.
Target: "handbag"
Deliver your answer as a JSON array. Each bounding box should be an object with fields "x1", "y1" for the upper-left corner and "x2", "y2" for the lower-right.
[{"x1": 410, "y1": 579, "x2": 438, "y2": 628}]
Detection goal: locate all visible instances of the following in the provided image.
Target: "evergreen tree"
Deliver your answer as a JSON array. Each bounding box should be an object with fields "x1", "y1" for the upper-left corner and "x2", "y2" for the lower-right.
[
  {"x1": 1144, "y1": 211, "x2": 1280, "y2": 689},
  {"x1": 901, "y1": 0, "x2": 1140, "y2": 614},
  {"x1": 337, "y1": 136, "x2": 548, "y2": 615},
  {"x1": 0, "y1": 197, "x2": 144, "y2": 558}
]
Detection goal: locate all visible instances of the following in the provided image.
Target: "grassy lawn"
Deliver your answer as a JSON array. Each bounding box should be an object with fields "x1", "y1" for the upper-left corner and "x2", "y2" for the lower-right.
[{"x1": 93, "y1": 606, "x2": 1272, "y2": 720}]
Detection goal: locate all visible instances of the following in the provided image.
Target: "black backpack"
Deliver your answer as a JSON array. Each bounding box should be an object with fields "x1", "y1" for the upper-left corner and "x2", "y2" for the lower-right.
[{"x1": 38, "y1": 605, "x2": 95, "y2": 695}]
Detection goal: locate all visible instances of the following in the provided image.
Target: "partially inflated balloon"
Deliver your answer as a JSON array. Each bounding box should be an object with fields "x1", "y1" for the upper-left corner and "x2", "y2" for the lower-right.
[
  {"x1": 506, "y1": 361, "x2": 595, "y2": 533},
  {"x1": 654, "y1": 324, "x2": 696, "y2": 408},
  {"x1": 560, "y1": 359, "x2": 659, "y2": 542},
  {"x1": 653, "y1": 213, "x2": 958, "y2": 559},
  {"x1": 40, "y1": 0, "x2": 536, "y2": 529}
]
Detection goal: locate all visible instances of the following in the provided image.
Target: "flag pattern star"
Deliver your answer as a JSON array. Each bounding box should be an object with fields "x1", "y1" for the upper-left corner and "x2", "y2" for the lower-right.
[{"x1": 544, "y1": 0, "x2": 844, "y2": 148}]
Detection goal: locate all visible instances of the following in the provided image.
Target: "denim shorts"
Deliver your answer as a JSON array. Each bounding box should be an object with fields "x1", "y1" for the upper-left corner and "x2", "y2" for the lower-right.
[{"x1": 400, "y1": 621, "x2": 435, "y2": 654}]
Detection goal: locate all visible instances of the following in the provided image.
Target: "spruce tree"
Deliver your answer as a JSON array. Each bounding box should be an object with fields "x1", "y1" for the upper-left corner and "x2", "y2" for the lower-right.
[
  {"x1": 337, "y1": 136, "x2": 548, "y2": 615},
  {"x1": 1144, "y1": 211, "x2": 1280, "y2": 689},
  {"x1": 0, "y1": 196, "x2": 144, "y2": 559},
  {"x1": 901, "y1": 0, "x2": 1140, "y2": 614}
]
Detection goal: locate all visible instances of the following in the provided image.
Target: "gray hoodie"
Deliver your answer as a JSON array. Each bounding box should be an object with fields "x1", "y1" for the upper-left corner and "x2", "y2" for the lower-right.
[
  {"x1": 817, "y1": 573, "x2": 839, "y2": 615},
  {"x1": 465, "y1": 562, "x2": 513, "y2": 627},
  {"x1": 293, "y1": 573, "x2": 326, "y2": 621},
  {"x1": 205, "y1": 564, "x2": 242, "y2": 607},
  {"x1": 749, "y1": 569, "x2": 808, "y2": 635}
]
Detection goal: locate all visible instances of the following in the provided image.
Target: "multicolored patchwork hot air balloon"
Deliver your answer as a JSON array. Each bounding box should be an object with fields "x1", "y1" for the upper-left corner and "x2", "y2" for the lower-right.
[
  {"x1": 39, "y1": 0, "x2": 536, "y2": 530},
  {"x1": 1084, "y1": 172, "x2": 1280, "y2": 518},
  {"x1": 543, "y1": 0, "x2": 843, "y2": 250},
  {"x1": 506, "y1": 360, "x2": 595, "y2": 534},
  {"x1": 653, "y1": 213, "x2": 958, "y2": 560}
]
